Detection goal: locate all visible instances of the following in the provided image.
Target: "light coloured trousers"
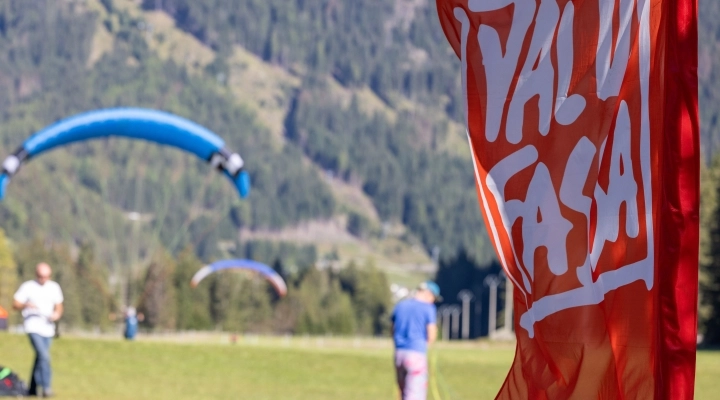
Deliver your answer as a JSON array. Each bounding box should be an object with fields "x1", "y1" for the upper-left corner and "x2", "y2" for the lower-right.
[{"x1": 394, "y1": 349, "x2": 428, "y2": 400}]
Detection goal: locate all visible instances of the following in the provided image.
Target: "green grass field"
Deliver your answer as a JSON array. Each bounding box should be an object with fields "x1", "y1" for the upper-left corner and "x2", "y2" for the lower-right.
[{"x1": 1, "y1": 332, "x2": 719, "y2": 399}]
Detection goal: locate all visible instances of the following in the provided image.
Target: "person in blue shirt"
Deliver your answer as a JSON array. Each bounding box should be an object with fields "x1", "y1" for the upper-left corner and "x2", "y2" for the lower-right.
[
  {"x1": 391, "y1": 281, "x2": 441, "y2": 400},
  {"x1": 124, "y1": 307, "x2": 143, "y2": 340}
]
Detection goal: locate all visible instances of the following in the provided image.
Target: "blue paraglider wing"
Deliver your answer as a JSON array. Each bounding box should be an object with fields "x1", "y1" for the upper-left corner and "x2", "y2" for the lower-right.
[
  {"x1": 0, "y1": 108, "x2": 250, "y2": 199},
  {"x1": 23, "y1": 108, "x2": 225, "y2": 159},
  {"x1": 190, "y1": 259, "x2": 288, "y2": 297}
]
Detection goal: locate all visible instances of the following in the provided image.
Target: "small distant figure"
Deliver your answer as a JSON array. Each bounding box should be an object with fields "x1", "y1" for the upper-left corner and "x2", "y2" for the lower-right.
[
  {"x1": 391, "y1": 281, "x2": 441, "y2": 400},
  {"x1": 230, "y1": 333, "x2": 238, "y2": 345},
  {"x1": 13, "y1": 262, "x2": 64, "y2": 398},
  {"x1": 0, "y1": 305, "x2": 8, "y2": 331},
  {"x1": 123, "y1": 307, "x2": 144, "y2": 341}
]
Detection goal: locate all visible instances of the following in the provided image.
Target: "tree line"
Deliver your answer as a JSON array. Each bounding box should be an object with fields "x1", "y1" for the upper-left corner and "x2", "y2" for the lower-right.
[
  {"x1": 0, "y1": 229, "x2": 392, "y2": 336},
  {"x1": 699, "y1": 155, "x2": 720, "y2": 345}
]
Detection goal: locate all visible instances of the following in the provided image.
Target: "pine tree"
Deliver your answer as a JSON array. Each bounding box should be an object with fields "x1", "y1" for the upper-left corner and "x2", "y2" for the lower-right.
[
  {"x1": 208, "y1": 273, "x2": 245, "y2": 331},
  {"x1": 75, "y1": 242, "x2": 113, "y2": 330},
  {"x1": 174, "y1": 247, "x2": 212, "y2": 330},
  {"x1": 271, "y1": 290, "x2": 300, "y2": 334},
  {"x1": 137, "y1": 250, "x2": 177, "y2": 330},
  {"x1": 338, "y1": 261, "x2": 392, "y2": 335},
  {"x1": 323, "y1": 279, "x2": 356, "y2": 335},
  {"x1": 0, "y1": 228, "x2": 17, "y2": 312},
  {"x1": 700, "y1": 156, "x2": 720, "y2": 342},
  {"x1": 295, "y1": 268, "x2": 330, "y2": 334},
  {"x1": 236, "y1": 278, "x2": 273, "y2": 333},
  {"x1": 294, "y1": 267, "x2": 360, "y2": 335}
]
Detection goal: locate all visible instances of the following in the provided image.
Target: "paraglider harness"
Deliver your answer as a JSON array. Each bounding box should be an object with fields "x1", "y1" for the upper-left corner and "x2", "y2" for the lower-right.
[
  {"x1": 0, "y1": 366, "x2": 27, "y2": 397},
  {"x1": 1, "y1": 148, "x2": 28, "y2": 178},
  {"x1": 208, "y1": 148, "x2": 245, "y2": 177}
]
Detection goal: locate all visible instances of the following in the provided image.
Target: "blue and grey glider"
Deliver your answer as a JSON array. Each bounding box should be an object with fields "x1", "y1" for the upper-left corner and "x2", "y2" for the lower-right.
[
  {"x1": 190, "y1": 259, "x2": 288, "y2": 297},
  {"x1": 0, "y1": 108, "x2": 250, "y2": 200}
]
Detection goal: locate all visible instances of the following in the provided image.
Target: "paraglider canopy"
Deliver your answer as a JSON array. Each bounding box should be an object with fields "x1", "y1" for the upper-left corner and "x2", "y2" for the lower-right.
[
  {"x1": 0, "y1": 108, "x2": 250, "y2": 200},
  {"x1": 190, "y1": 259, "x2": 288, "y2": 297}
]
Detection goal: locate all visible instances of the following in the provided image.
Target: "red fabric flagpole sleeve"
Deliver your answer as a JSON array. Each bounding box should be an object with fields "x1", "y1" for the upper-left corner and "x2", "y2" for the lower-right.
[{"x1": 656, "y1": 0, "x2": 699, "y2": 398}]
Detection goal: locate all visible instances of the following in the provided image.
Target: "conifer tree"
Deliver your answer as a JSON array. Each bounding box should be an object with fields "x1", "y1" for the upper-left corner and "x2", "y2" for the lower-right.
[
  {"x1": 236, "y1": 278, "x2": 273, "y2": 333},
  {"x1": 295, "y1": 267, "x2": 357, "y2": 335},
  {"x1": 338, "y1": 261, "x2": 392, "y2": 335},
  {"x1": 295, "y1": 267, "x2": 329, "y2": 334},
  {"x1": 137, "y1": 250, "x2": 177, "y2": 330},
  {"x1": 0, "y1": 228, "x2": 17, "y2": 312},
  {"x1": 700, "y1": 156, "x2": 720, "y2": 343},
  {"x1": 75, "y1": 242, "x2": 113, "y2": 330},
  {"x1": 174, "y1": 247, "x2": 213, "y2": 330},
  {"x1": 208, "y1": 273, "x2": 241, "y2": 331},
  {"x1": 324, "y1": 279, "x2": 357, "y2": 335}
]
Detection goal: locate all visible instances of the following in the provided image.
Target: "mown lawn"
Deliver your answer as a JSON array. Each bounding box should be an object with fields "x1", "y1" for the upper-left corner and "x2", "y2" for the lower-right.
[{"x1": 0, "y1": 333, "x2": 718, "y2": 399}]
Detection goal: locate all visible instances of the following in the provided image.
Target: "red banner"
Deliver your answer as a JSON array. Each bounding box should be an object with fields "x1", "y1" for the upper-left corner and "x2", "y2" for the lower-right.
[{"x1": 436, "y1": 0, "x2": 699, "y2": 398}]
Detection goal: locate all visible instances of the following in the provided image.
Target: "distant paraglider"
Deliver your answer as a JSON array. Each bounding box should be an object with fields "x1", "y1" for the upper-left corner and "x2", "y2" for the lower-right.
[
  {"x1": 190, "y1": 259, "x2": 288, "y2": 297},
  {"x1": 0, "y1": 108, "x2": 250, "y2": 200}
]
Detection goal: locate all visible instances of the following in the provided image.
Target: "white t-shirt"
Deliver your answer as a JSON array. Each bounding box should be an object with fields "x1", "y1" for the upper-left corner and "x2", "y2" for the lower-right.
[{"x1": 13, "y1": 280, "x2": 64, "y2": 337}]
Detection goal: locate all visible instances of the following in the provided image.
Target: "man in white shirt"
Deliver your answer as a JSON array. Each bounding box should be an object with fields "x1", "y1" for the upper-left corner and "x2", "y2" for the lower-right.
[{"x1": 13, "y1": 263, "x2": 64, "y2": 398}]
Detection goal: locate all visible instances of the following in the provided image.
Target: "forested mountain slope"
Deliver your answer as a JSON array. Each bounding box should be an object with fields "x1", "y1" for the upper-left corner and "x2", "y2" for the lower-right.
[
  {"x1": 0, "y1": 0, "x2": 492, "y2": 282},
  {"x1": 1, "y1": 0, "x2": 719, "y2": 284}
]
